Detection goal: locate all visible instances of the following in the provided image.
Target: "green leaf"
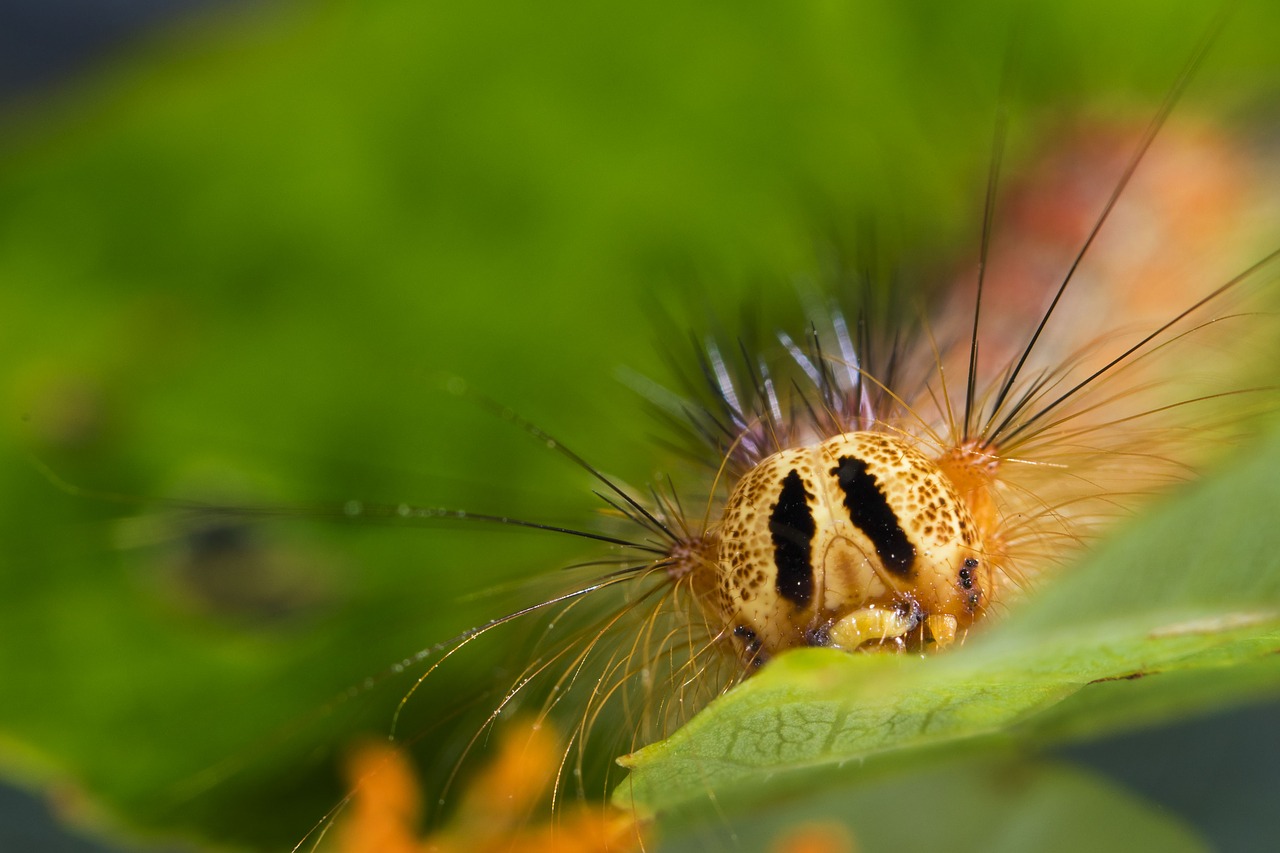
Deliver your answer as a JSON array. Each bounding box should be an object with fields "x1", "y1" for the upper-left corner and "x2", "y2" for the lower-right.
[{"x1": 654, "y1": 757, "x2": 1209, "y2": 853}]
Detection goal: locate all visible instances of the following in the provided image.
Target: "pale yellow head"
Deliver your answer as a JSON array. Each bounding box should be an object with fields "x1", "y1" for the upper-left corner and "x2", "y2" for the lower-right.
[{"x1": 710, "y1": 431, "x2": 995, "y2": 662}]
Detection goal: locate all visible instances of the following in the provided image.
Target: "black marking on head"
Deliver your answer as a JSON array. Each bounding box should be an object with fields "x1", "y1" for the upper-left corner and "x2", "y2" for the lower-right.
[
  {"x1": 769, "y1": 469, "x2": 816, "y2": 608},
  {"x1": 830, "y1": 456, "x2": 917, "y2": 576}
]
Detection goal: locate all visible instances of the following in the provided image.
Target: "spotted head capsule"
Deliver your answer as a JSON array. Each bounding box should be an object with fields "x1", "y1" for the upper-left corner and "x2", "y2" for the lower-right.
[{"x1": 697, "y1": 431, "x2": 1000, "y2": 663}]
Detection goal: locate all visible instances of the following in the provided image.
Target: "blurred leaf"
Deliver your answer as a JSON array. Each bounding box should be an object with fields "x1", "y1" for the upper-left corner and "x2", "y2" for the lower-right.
[{"x1": 655, "y1": 757, "x2": 1208, "y2": 853}]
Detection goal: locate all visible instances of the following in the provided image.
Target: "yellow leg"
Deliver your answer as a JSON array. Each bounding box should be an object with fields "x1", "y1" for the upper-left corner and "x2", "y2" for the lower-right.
[
  {"x1": 828, "y1": 606, "x2": 917, "y2": 650},
  {"x1": 926, "y1": 614, "x2": 957, "y2": 649}
]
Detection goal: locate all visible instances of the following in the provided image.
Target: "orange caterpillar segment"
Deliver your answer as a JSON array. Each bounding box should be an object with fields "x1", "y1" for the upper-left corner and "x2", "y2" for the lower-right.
[{"x1": 933, "y1": 441, "x2": 1006, "y2": 606}]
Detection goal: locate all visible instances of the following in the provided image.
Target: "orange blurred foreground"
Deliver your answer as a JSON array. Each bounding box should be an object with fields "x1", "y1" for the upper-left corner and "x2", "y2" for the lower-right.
[{"x1": 334, "y1": 719, "x2": 645, "y2": 853}]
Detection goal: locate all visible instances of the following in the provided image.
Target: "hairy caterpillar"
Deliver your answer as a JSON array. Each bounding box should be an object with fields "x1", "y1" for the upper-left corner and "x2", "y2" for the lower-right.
[
  {"x1": 9, "y1": 3, "x2": 1280, "y2": 853},
  {"x1": 306, "y1": 21, "x2": 1278, "y2": 853},
  {"x1": 303, "y1": 15, "x2": 1280, "y2": 853},
  {"x1": 302, "y1": 111, "x2": 1280, "y2": 849}
]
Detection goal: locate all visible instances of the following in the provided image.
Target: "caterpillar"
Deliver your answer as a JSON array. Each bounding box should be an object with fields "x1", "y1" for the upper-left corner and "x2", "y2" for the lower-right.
[
  {"x1": 10, "y1": 3, "x2": 1280, "y2": 853},
  {"x1": 307, "y1": 116, "x2": 1279, "y2": 846},
  {"x1": 306, "y1": 12, "x2": 1280, "y2": 851}
]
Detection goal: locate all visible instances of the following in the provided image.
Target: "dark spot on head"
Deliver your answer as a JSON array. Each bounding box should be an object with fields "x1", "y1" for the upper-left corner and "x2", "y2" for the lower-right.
[
  {"x1": 830, "y1": 456, "x2": 917, "y2": 576},
  {"x1": 734, "y1": 624, "x2": 762, "y2": 655},
  {"x1": 769, "y1": 470, "x2": 817, "y2": 608}
]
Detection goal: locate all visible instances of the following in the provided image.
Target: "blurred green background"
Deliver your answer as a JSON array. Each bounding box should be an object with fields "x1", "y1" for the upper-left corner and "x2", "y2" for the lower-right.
[{"x1": 3, "y1": 1, "x2": 1280, "y2": 851}]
